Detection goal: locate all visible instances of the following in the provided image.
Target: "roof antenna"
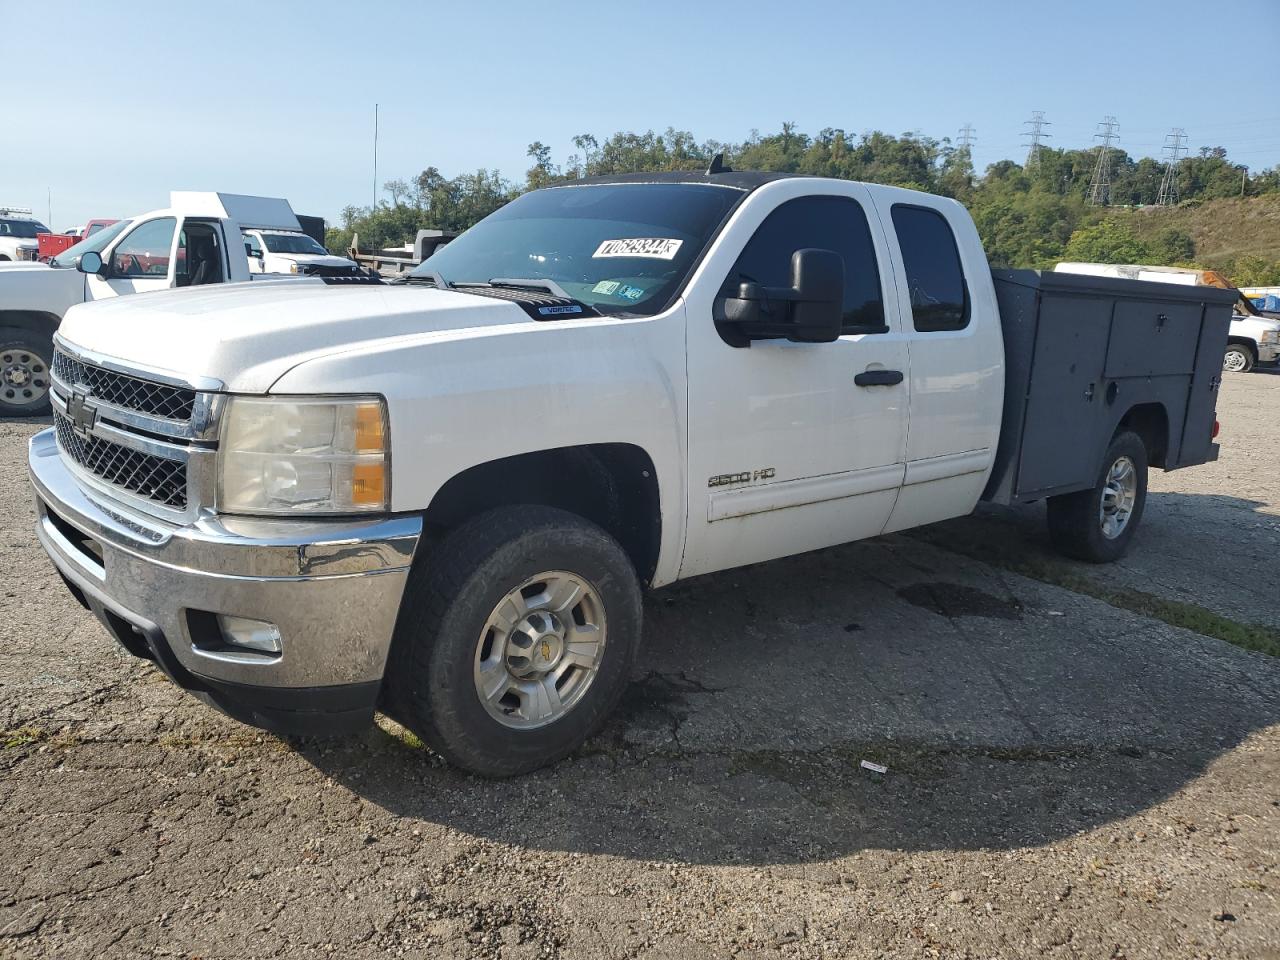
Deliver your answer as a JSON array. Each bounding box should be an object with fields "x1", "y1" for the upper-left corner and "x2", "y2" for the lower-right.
[{"x1": 705, "y1": 152, "x2": 732, "y2": 175}]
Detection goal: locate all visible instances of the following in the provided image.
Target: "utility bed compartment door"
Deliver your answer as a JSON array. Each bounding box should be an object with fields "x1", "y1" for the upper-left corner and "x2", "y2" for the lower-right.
[
  {"x1": 1105, "y1": 301, "x2": 1202, "y2": 377},
  {"x1": 1176, "y1": 307, "x2": 1230, "y2": 467},
  {"x1": 1017, "y1": 297, "x2": 1111, "y2": 495}
]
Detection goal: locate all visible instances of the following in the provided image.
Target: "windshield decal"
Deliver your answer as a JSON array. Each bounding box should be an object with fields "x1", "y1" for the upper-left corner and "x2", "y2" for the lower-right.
[
  {"x1": 592, "y1": 238, "x2": 683, "y2": 260},
  {"x1": 592, "y1": 280, "x2": 622, "y2": 295},
  {"x1": 618, "y1": 284, "x2": 645, "y2": 301}
]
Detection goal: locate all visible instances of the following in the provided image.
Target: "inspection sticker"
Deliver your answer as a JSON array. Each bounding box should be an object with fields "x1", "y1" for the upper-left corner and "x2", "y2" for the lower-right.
[
  {"x1": 592, "y1": 237, "x2": 683, "y2": 260},
  {"x1": 592, "y1": 280, "x2": 621, "y2": 295}
]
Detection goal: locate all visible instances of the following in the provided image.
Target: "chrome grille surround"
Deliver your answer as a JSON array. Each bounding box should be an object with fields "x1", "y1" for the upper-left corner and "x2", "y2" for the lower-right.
[
  {"x1": 52, "y1": 349, "x2": 197, "y2": 421},
  {"x1": 48, "y1": 337, "x2": 224, "y2": 522},
  {"x1": 54, "y1": 412, "x2": 189, "y2": 508}
]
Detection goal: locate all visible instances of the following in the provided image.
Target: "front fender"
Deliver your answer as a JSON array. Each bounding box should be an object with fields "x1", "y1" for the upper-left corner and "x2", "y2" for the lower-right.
[
  {"x1": 0, "y1": 264, "x2": 84, "y2": 320},
  {"x1": 268, "y1": 307, "x2": 689, "y2": 585}
]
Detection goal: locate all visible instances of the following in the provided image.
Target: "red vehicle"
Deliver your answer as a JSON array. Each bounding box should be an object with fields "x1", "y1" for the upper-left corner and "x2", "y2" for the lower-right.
[{"x1": 36, "y1": 219, "x2": 119, "y2": 262}]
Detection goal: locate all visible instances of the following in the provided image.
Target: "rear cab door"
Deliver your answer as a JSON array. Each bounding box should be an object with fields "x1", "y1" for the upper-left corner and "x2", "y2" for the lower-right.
[{"x1": 870, "y1": 189, "x2": 1004, "y2": 533}]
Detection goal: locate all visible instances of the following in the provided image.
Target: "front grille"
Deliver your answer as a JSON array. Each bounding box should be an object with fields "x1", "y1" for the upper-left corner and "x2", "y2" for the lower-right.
[
  {"x1": 54, "y1": 412, "x2": 188, "y2": 508},
  {"x1": 52, "y1": 350, "x2": 196, "y2": 421}
]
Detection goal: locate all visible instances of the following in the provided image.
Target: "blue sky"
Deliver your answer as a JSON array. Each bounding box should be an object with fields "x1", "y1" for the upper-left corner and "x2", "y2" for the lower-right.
[{"x1": 5, "y1": 0, "x2": 1278, "y2": 230}]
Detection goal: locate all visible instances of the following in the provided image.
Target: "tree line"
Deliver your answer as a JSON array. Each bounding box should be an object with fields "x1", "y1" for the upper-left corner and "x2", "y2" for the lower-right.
[{"x1": 326, "y1": 125, "x2": 1280, "y2": 286}]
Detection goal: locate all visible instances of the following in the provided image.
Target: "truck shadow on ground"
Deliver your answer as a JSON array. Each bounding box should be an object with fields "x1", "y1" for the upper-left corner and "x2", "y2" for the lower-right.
[{"x1": 298, "y1": 509, "x2": 1280, "y2": 866}]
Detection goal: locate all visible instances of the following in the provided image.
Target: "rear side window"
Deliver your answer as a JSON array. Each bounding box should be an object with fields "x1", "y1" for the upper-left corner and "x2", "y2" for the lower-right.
[
  {"x1": 892, "y1": 205, "x2": 969, "y2": 332},
  {"x1": 727, "y1": 195, "x2": 885, "y2": 332}
]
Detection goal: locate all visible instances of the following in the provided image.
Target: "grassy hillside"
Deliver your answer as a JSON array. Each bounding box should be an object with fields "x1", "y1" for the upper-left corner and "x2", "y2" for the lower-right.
[{"x1": 1118, "y1": 196, "x2": 1280, "y2": 276}]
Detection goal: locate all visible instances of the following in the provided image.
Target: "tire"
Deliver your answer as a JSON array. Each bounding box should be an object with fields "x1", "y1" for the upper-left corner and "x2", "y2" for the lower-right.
[
  {"x1": 1222, "y1": 343, "x2": 1255, "y2": 373},
  {"x1": 0, "y1": 327, "x2": 55, "y2": 417},
  {"x1": 384, "y1": 505, "x2": 642, "y2": 777},
  {"x1": 1046, "y1": 430, "x2": 1148, "y2": 563}
]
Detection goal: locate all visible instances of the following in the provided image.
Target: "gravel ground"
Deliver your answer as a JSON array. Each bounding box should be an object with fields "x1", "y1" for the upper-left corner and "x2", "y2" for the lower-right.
[{"x1": 1, "y1": 374, "x2": 1277, "y2": 959}]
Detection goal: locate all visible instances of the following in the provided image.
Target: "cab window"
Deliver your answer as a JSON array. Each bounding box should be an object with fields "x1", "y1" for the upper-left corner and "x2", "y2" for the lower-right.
[
  {"x1": 891, "y1": 205, "x2": 969, "y2": 332},
  {"x1": 725, "y1": 195, "x2": 885, "y2": 333},
  {"x1": 111, "y1": 218, "x2": 176, "y2": 277}
]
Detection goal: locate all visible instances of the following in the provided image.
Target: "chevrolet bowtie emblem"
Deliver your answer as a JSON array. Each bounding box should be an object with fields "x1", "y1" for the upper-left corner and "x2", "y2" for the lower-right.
[
  {"x1": 67, "y1": 389, "x2": 98, "y2": 437},
  {"x1": 540, "y1": 640, "x2": 552, "y2": 661}
]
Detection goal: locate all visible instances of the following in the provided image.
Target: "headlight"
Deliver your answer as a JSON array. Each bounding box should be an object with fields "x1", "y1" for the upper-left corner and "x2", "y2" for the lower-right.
[
  {"x1": 1262, "y1": 329, "x2": 1280, "y2": 344},
  {"x1": 217, "y1": 396, "x2": 388, "y2": 515}
]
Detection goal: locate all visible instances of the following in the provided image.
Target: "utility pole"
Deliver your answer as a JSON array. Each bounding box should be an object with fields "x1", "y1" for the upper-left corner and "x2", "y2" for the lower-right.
[
  {"x1": 372, "y1": 103, "x2": 379, "y2": 210},
  {"x1": 957, "y1": 123, "x2": 977, "y2": 154},
  {"x1": 1022, "y1": 110, "x2": 1052, "y2": 171},
  {"x1": 1088, "y1": 116, "x2": 1120, "y2": 206},
  {"x1": 1156, "y1": 128, "x2": 1188, "y2": 206}
]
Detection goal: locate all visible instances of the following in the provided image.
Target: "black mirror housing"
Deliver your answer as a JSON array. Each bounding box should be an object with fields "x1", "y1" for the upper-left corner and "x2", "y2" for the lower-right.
[
  {"x1": 717, "y1": 248, "x2": 845, "y2": 346},
  {"x1": 787, "y1": 248, "x2": 844, "y2": 343},
  {"x1": 77, "y1": 251, "x2": 105, "y2": 276}
]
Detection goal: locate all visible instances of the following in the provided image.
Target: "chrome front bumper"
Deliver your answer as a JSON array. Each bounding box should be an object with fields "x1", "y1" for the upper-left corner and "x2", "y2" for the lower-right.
[{"x1": 28, "y1": 428, "x2": 421, "y2": 733}]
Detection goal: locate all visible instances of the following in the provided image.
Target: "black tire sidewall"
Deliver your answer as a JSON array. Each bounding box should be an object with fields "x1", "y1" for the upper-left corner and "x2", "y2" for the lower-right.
[
  {"x1": 1083, "y1": 432, "x2": 1149, "y2": 561},
  {"x1": 1224, "y1": 345, "x2": 1254, "y2": 373},
  {"x1": 0, "y1": 329, "x2": 55, "y2": 417},
  {"x1": 401, "y1": 508, "x2": 641, "y2": 776}
]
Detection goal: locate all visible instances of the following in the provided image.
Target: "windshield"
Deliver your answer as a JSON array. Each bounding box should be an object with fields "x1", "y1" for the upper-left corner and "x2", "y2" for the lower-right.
[
  {"x1": 410, "y1": 183, "x2": 745, "y2": 316},
  {"x1": 49, "y1": 219, "x2": 132, "y2": 268},
  {"x1": 260, "y1": 232, "x2": 329, "y2": 255},
  {"x1": 0, "y1": 219, "x2": 49, "y2": 240}
]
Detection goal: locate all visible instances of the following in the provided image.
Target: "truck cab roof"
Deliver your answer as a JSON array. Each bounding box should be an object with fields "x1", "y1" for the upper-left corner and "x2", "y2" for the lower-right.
[{"x1": 567, "y1": 170, "x2": 801, "y2": 191}]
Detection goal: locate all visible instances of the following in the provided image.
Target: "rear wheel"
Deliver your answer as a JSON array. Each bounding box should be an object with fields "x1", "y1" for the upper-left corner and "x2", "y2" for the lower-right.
[
  {"x1": 0, "y1": 327, "x2": 55, "y2": 417},
  {"x1": 1047, "y1": 430, "x2": 1148, "y2": 563},
  {"x1": 384, "y1": 505, "x2": 642, "y2": 777},
  {"x1": 1223, "y1": 343, "x2": 1255, "y2": 373}
]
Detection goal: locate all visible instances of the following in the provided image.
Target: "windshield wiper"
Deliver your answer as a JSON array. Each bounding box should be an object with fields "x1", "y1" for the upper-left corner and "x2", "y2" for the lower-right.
[
  {"x1": 395, "y1": 269, "x2": 451, "y2": 288},
  {"x1": 453, "y1": 277, "x2": 573, "y2": 300}
]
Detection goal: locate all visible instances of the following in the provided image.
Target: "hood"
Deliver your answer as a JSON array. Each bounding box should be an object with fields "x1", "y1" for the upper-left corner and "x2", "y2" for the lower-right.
[
  {"x1": 0, "y1": 261, "x2": 85, "y2": 315},
  {"x1": 0, "y1": 260, "x2": 58, "y2": 272},
  {"x1": 275, "y1": 253, "x2": 358, "y2": 268},
  {"x1": 56, "y1": 280, "x2": 536, "y2": 392}
]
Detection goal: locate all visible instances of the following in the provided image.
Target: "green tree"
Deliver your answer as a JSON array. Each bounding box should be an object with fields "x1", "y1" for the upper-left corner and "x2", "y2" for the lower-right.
[{"x1": 1063, "y1": 220, "x2": 1152, "y2": 263}]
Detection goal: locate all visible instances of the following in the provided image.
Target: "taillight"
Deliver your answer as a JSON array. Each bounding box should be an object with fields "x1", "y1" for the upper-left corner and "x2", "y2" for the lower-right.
[{"x1": 1212, "y1": 420, "x2": 1220, "y2": 439}]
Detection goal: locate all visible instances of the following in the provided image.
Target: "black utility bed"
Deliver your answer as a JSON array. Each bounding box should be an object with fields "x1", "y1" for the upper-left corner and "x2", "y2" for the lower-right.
[{"x1": 984, "y1": 270, "x2": 1236, "y2": 505}]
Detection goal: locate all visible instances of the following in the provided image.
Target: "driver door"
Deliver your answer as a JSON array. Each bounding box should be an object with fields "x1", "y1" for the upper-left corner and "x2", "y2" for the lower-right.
[
  {"x1": 680, "y1": 182, "x2": 910, "y2": 578},
  {"x1": 85, "y1": 216, "x2": 179, "y2": 301}
]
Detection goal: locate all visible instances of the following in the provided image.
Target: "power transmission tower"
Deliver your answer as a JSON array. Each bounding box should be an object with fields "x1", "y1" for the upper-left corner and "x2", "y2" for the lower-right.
[
  {"x1": 1156, "y1": 127, "x2": 1188, "y2": 206},
  {"x1": 957, "y1": 123, "x2": 977, "y2": 153},
  {"x1": 1022, "y1": 110, "x2": 1052, "y2": 170},
  {"x1": 1088, "y1": 116, "x2": 1120, "y2": 206}
]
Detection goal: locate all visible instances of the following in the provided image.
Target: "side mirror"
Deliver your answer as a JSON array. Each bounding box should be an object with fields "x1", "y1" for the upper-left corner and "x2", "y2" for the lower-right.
[
  {"x1": 788, "y1": 248, "x2": 844, "y2": 343},
  {"x1": 718, "y1": 248, "x2": 846, "y2": 346},
  {"x1": 77, "y1": 251, "x2": 105, "y2": 276},
  {"x1": 244, "y1": 243, "x2": 255, "y2": 258}
]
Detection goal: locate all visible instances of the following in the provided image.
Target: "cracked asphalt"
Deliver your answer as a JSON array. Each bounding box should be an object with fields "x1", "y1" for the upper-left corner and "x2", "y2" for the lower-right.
[{"x1": 2, "y1": 373, "x2": 1278, "y2": 959}]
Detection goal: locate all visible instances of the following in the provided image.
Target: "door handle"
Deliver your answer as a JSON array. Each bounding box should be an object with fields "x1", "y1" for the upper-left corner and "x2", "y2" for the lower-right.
[{"x1": 854, "y1": 369, "x2": 904, "y2": 387}]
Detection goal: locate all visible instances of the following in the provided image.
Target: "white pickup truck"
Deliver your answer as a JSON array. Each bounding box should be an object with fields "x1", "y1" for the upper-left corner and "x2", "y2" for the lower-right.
[
  {"x1": 241, "y1": 227, "x2": 359, "y2": 276},
  {"x1": 0, "y1": 193, "x2": 349, "y2": 416},
  {"x1": 0, "y1": 208, "x2": 50, "y2": 263},
  {"x1": 27, "y1": 169, "x2": 1234, "y2": 776}
]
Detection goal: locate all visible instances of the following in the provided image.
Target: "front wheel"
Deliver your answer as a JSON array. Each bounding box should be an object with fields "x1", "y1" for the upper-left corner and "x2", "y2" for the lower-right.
[
  {"x1": 384, "y1": 505, "x2": 642, "y2": 777},
  {"x1": 0, "y1": 327, "x2": 55, "y2": 417},
  {"x1": 1046, "y1": 430, "x2": 1148, "y2": 563},
  {"x1": 1223, "y1": 343, "x2": 1255, "y2": 373}
]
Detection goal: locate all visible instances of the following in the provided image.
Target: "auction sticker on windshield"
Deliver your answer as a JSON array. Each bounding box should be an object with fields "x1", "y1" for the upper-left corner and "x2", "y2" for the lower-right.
[{"x1": 593, "y1": 238, "x2": 683, "y2": 260}]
